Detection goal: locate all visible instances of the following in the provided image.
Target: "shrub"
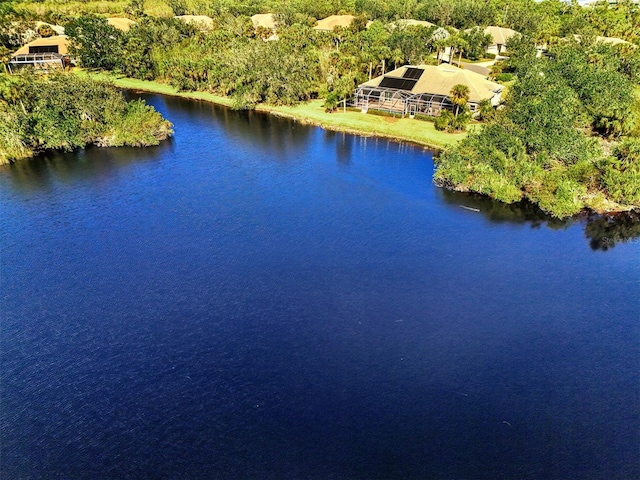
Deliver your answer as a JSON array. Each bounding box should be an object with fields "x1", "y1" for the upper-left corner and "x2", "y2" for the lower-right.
[
  {"x1": 601, "y1": 138, "x2": 640, "y2": 204},
  {"x1": 495, "y1": 73, "x2": 514, "y2": 82},
  {"x1": 0, "y1": 72, "x2": 172, "y2": 161},
  {"x1": 37, "y1": 24, "x2": 56, "y2": 38},
  {"x1": 450, "y1": 110, "x2": 471, "y2": 132},
  {"x1": 434, "y1": 109, "x2": 470, "y2": 132},
  {"x1": 434, "y1": 110, "x2": 453, "y2": 131},
  {"x1": 323, "y1": 92, "x2": 339, "y2": 112},
  {"x1": 106, "y1": 99, "x2": 173, "y2": 147},
  {"x1": 0, "y1": 104, "x2": 31, "y2": 164}
]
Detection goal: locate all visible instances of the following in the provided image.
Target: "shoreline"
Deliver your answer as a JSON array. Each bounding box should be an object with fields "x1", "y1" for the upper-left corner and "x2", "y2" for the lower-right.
[
  {"x1": 38, "y1": 71, "x2": 639, "y2": 218},
  {"x1": 78, "y1": 71, "x2": 465, "y2": 152}
]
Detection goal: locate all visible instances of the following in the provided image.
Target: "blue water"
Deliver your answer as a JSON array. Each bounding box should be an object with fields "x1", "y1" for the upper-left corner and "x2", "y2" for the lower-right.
[{"x1": 1, "y1": 95, "x2": 639, "y2": 480}]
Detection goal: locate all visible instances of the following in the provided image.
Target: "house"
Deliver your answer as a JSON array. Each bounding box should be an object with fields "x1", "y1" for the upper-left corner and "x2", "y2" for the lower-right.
[
  {"x1": 353, "y1": 64, "x2": 503, "y2": 117},
  {"x1": 572, "y1": 34, "x2": 635, "y2": 47},
  {"x1": 11, "y1": 34, "x2": 70, "y2": 56},
  {"x1": 174, "y1": 15, "x2": 215, "y2": 30},
  {"x1": 392, "y1": 19, "x2": 435, "y2": 29},
  {"x1": 251, "y1": 13, "x2": 278, "y2": 40},
  {"x1": 8, "y1": 35, "x2": 71, "y2": 73},
  {"x1": 313, "y1": 15, "x2": 356, "y2": 31},
  {"x1": 594, "y1": 36, "x2": 633, "y2": 46},
  {"x1": 484, "y1": 26, "x2": 518, "y2": 55}
]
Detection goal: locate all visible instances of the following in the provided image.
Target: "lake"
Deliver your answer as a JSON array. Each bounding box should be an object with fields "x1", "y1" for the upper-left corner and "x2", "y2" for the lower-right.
[{"x1": 1, "y1": 94, "x2": 638, "y2": 480}]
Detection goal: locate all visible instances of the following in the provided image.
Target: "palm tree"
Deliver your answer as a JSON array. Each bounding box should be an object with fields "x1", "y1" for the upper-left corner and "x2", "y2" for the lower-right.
[
  {"x1": 477, "y1": 98, "x2": 494, "y2": 121},
  {"x1": 430, "y1": 27, "x2": 455, "y2": 64},
  {"x1": 450, "y1": 84, "x2": 470, "y2": 117},
  {"x1": 392, "y1": 48, "x2": 404, "y2": 70},
  {"x1": 378, "y1": 45, "x2": 391, "y2": 75},
  {"x1": 433, "y1": 38, "x2": 447, "y2": 64},
  {"x1": 451, "y1": 36, "x2": 468, "y2": 67}
]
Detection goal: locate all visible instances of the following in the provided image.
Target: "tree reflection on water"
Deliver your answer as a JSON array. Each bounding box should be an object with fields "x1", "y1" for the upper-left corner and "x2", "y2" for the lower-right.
[
  {"x1": 583, "y1": 211, "x2": 640, "y2": 251},
  {"x1": 2, "y1": 133, "x2": 638, "y2": 252},
  {"x1": 438, "y1": 188, "x2": 640, "y2": 251}
]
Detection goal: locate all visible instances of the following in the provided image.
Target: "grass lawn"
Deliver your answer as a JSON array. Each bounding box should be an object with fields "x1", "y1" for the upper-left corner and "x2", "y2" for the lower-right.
[
  {"x1": 263, "y1": 102, "x2": 465, "y2": 149},
  {"x1": 79, "y1": 71, "x2": 465, "y2": 150}
]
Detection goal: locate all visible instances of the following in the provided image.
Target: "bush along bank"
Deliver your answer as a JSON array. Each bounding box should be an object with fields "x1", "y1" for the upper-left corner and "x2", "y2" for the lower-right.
[
  {"x1": 434, "y1": 38, "x2": 640, "y2": 218},
  {"x1": 0, "y1": 71, "x2": 173, "y2": 164}
]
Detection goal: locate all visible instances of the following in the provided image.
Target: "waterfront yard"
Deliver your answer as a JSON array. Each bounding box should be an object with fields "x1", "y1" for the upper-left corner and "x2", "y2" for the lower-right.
[{"x1": 81, "y1": 72, "x2": 467, "y2": 150}]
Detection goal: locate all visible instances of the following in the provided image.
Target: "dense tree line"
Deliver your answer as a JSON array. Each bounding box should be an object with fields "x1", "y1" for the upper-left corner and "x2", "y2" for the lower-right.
[
  {"x1": 0, "y1": 72, "x2": 173, "y2": 163},
  {"x1": 6, "y1": 0, "x2": 640, "y2": 44},
  {"x1": 435, "y1": 37, "x2": 640, "y2": 217},
  {"x1": 4, "y1": 0, "x2": 639, "y2": 80},
  {"x1": 3, "y1": 2, "x2": 639, "y2": 106}
]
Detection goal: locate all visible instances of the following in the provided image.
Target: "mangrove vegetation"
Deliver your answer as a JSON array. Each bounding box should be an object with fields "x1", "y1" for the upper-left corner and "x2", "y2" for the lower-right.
[{"x1": 0, "y1": 72, "x2": 173, "y2": 163}]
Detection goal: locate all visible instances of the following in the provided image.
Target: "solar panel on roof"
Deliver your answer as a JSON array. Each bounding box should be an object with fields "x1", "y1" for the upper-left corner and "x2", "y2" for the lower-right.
[
  {"x1": 403, "y1": 67, "x2": 424, "y2": 79},
  {"x1": 378, "y1": 77, "x2": 417, "y2": 90},
  {"x1": 30, "y1": 45, "x2": 59, "y2": 54}
]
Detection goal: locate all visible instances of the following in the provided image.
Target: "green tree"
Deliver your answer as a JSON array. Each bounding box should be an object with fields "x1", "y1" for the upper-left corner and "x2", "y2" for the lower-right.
[
  {"x1": 0, "y1": 71, "x2": 172, "y2": 162},
  {"x1": 125, "y1": 0, "x2": 145, "y2": 18},
  {"x1": 117, "y1": 17, "x2": 196, "y2": 80},
  {"x1": 168, "y1": 0, "x2": 189, "y2": 16},
  {"x1": 391, "y1": 48, "x2": 404, "y2": 69},
  {"x1": 387, "y1": 24, "x2": 434, "y2": 65},
  {"x1": 66, "y1": 15, "x2": 123, "y2": 69},
  {"x1": 461, "y1": 27, "x2": 492, "y2": 61},
  {"x1": 448, "y1": 34, "x2": 468, "y2": 66}
]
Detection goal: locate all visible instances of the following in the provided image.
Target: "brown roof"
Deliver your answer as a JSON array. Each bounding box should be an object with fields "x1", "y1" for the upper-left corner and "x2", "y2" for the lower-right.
[
  {"x1": 313, "y1": 15, "x2": 356, "y2": 31},
  {"x1": 13, "y1": 35, "x2": 70, "y2": 56},
  {"x1": 360, "y1": 64, "x2": 503, "y2": 104},
  {"x1": 106, "y1": 17, "x2": 136, "y2": 32}
]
